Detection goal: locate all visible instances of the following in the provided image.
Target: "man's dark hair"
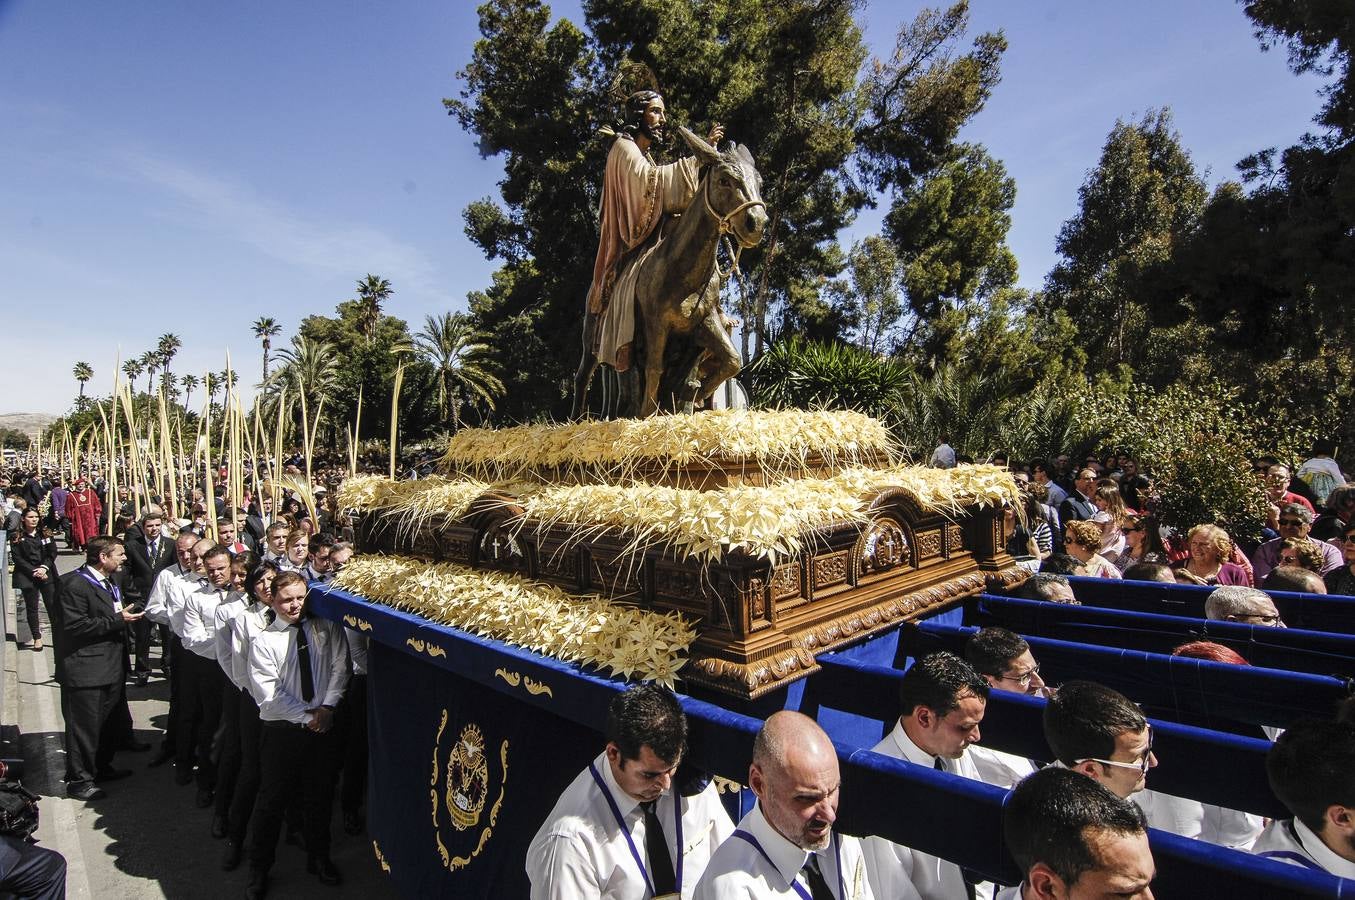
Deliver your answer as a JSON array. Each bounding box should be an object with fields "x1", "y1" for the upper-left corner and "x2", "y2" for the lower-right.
[
  {"x1": 1018, "y1": 572, "x2": 1074, "y2": 602},
  {"x1": 624, "y1": 89, "x2": 662, "y2": 129},
  {"x1": 1267, "y1": 719, "x2": 1355, "y2": 833},
  {"x1": 1263, "y1": 565, "x2": 1326, "y2": 594},
  {"x1": 606, "y1": 683, "x2": 687, "y2": 764},
  {"x1": 898, "y1": 652, "x2": 990, "y2": 719},
  {"x1": 271, "y1": 570, "x2": 308, "y2": 594},
  {"x1": 1030, "y1": 457, "x2": 1051, "y2": 476},
  {"x1": 1043, "y1": 681, "x2": 1147, "y2": 766},
  {"x1": 1122, "y1": 562, "x2": 1174, "y2": 583},
  {"x1": 1004, "y1": 768, "x2": 1148, "y2": 887},
  {"x1": 964, "y1": 628, "x2": 1030, "y2": 678},
  {"x1": 85, "y1": 535, "x2": 123, "y2": 566},
  {"x1": 308, "y1": 533, "x2": 337, "y2": 554},
  {"x1": 1039, "y1": 553, "x2": 1081, "y2": 576}
]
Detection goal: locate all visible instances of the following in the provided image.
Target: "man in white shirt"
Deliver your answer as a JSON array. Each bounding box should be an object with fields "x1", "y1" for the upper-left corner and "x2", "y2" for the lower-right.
[
  {"x1": 245, "y1": 570, "x2": 350, "y2": 898},
  {"x1": 930, "y1": 435, "x2": 957, "y2": 469},
  {"x1": 862, "y1": 652, "x2": 993, "y2": 900},
  {"x1": 696, "y1": 710, "x2": 872, "y2": 899},
  {"x1": 998, "y1": 767, "x2": 1154, "y2": 900},
  {"x1": 220, "y1": 564, "x2": 278, "y2": 871},
  {"x1": 963, "y1": 629, "x2": 1045, "y2": 789},
  {"x1": 145, "y1": 532, "x2": 208, "y2": 768},
  {"x1": 176, "y1": 545, "x2": 233, "y2": 804},
  {"x1": 262, "y1": 521, "x2": 290, "y2": 567},
  {"x1": 1254, "y1": 719, "x2": 1355, "y2": 877},
  {"x1": 528, "y1": 683, "x2": 733, "y2": 899}
]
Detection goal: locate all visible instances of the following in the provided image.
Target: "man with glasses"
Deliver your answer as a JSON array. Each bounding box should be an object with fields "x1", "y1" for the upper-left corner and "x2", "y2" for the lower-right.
[
  {"x1": 862, "y1": 652, "x2": 995, "y2": 899},
  {"x1": 1325, "y1": 527, "x2": 1355, "y2": 596},
  {"x1": 1251, "y1": 503, "x2": 1343, "y2": 582},
  {"x1": 963, "y1": 628, "x2": 1045, "y2": 789},
  {"x1": 1058, "y1": 469, "x2": 1098, "y2": 528},
  {"x1": 1204, "y1": 586, "x2": 1287, "y2": 628},
  {"x1": 1043, "y1": 681, "x2": 1155, "y2": 802}
]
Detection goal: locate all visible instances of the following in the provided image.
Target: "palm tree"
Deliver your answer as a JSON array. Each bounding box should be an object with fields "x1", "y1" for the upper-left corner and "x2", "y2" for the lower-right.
[
  {"x1": 354, "y1": 274, "x2": 393, "y2": 344},
  {"x1": 251, "y1": 317, "x2": 282, "y2": 383},
  {"x1": 412, "y1": 312, "x2": 505, "y2": 429},
  {"x1": 72, "y1": 362, "x2": 93, "y2": 409},
  {"x1": 122, "y1": 358, "x2": 144, "y2": 396},
  {"x1": 156, "y1": 333, "x2": 182, "y2": 395},
  {"x1": 180, "y1": 373, "x2": 199, "y2": 409},
  {"x1": 268, "y1": 336, "x2": 340, "y2": 403},
  {"x1": 138, "y1": 350, "x2": 160, "y2": 417}
]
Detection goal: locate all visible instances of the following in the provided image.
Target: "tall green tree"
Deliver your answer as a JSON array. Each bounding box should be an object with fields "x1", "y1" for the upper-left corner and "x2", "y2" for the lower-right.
[
  {"x1": 252, "y1": 317, "x2": 282, "y2": 383},
  {"x1": 1042, "y1": 109, "x2": 1207, "y2": 373},
  {"x1": 121, "y1": 358, "x2": 143, "y2": 396},
  {"x1": 72, "y1": 361, "x2": 93, "y2": 409},
  {"x1": 180, "y1": 373, "x2": 199, "y2": 410},
  {"x1": 837, "y1": 236, "x2": 902, "y2": 354},
  {"x1": 412, "y1": 312, "x2": 505, "y2": 429},
  {"x1": 354, "y1": 275, "x2": 393, "y2": 346},
  {"x1": 156, "y1": 333, "x2": 182, "y2": 395}
]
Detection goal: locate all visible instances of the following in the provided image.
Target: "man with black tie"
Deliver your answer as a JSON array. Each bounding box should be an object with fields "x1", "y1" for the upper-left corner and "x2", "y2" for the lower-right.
[
  {"x1": 245, "y1": 571, "x2": 350, "y2": 898},
  {"x1": 123, "y1": 508, "x2": 178, "y2": 683},
  {"x1": 1058, "y1": 469, "x2": 1099, "y2": 527},
  {"x1": 54, "y1": 536, "x2": 145, "y2": 800}
]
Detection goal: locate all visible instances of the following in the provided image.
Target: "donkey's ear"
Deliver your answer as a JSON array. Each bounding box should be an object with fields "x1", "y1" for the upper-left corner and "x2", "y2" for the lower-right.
[{"x1": 678, "y1": 126, "x2": 721, "y2": 166}]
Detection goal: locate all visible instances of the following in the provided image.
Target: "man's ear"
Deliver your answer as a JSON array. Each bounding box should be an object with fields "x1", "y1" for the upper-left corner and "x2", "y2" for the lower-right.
[
  {"x1": 749, "y1": 762, "x2": 766, "y2": 801},
  {"x1": 677, "y1": 126, "x2": 721, "y2": 166},
  {"x1": 1328, "y1": 804, "x2": 1355, "y2": 836},
  {"x1": 1027, "y1": 862, "x2": 1067, "y2": 898}
]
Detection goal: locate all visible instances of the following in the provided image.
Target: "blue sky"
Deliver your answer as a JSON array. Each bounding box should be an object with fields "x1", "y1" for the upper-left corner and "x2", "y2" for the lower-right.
[{"x1": 0, "y1": 1, "x2": 1322, "y2": 416}]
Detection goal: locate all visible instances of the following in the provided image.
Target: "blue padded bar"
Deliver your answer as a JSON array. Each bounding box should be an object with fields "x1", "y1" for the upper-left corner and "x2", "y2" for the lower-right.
[
  {"x1": 811, "y1": 653, "x2": 1286, "y2": 818},
  {"x1": 907, "y1": 620, "x2": 1352, "y2": 730},
  {"x1": 969, "y1": 594, "x2": 1355, "y2": 679},
  {"x1": 1063, "y1": 576, "x2": 1355, "y2": 634}
]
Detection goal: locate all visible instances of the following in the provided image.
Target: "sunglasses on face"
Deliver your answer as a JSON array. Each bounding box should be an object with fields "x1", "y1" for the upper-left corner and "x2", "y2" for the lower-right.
[
  {"x1": 1341, "y1": 535, "x2": 1355, "y2": 544},
  {"x1": 1278, "y1": 519, "x2": 1305, "y2": 527}
]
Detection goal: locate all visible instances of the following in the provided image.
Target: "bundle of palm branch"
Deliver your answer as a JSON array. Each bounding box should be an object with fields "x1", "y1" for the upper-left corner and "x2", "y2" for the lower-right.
[
  {"x1": 332, "y1": 555, "x2": 697, "y2": 686},
  {"x1": 439, "y1": 409, "x2": 897, "y2": 483}
]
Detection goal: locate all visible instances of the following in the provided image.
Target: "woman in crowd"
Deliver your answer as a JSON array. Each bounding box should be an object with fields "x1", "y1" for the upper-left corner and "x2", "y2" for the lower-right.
[
  {"x1": 1063, "y1": 519, "x2": 1123, "y2": 579},
  {"x1": 284, "y1": 527, "x2": 310, "y2": 572},
  {"x1": 1109, "y1": 513, "x2": 1168, "y2": 573},
  {"x1": 1175, "y1": 524, "x2": 1249, "y2": 586},
  {"x1": 1277, "y1": 537, "x2": 1325, "y2": 574},
  {"x1": 9, "y1": 507, "x2": 57, "y2": 650},
  {"x1": 1005, "y1": 492, "x2": 1053, "y2": 563},
  {"x1": 1325, "y1": 524, "x2": 1355, "y2": 596}
]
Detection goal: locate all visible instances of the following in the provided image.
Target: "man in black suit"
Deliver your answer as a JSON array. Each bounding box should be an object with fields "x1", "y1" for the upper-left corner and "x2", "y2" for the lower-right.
[
  {"x1": 55, "y1": 536, "x2": 145, "y2": 800},
  {"x1": 123, "y1": 508, "x2": 178, "y2": 682},
  {"x1": 1059, "y1": 468, "x2": 1099, "y2": 527}
]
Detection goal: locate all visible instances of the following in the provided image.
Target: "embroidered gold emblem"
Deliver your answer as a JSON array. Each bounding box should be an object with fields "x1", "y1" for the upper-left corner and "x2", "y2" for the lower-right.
[
  {"x1": 431, "y1": 709, "x2": 509, "y2": 871},
  {"x1": 446, "y1": 724, "x2": 490, "y2": 831}
]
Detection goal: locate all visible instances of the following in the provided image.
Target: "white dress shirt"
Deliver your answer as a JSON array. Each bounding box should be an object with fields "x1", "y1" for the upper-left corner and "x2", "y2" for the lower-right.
[
  {"x1": 223, "y1": 601, "x2": 271, "y2": 691},
  {"x1": 1137, "y1": 789, "x2": 1264, "y2": 851},
  {"x1": 693, "y1": 801, "x2": 873, "y2": 900},
  {"x1": 862, "y1": 721, "x2": 993, "y2": 900},
  {"x1": 143, "y1": 564, "x2": 200, "y2": 633},
  {"x1": 346, "y1": 629, "x2": 369, "y2": 676},
  {"x1": 527, "y1": 750, "x2": 734, "y2": 900},
  {"x1": 212, "y1": 594, "x2": 248, "y2": 680},
  {"x1": 1254, "y1": 818, "x2": 1355, "y2": 877},
  {"x1": 967, "y1": 744, "x2": 1039, "y2": 791},
  {"x1": 180, "y1": 583, "x2": 234, "y2": 659},
  {"x1": 247, "y1": 614, "x2": 349, "y2": 724}
]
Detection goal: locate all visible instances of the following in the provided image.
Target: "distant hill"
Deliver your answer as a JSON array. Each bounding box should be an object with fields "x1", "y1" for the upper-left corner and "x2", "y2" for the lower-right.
[{"x1": 0, "y1": 413, "x2": 58, "y2": 439}]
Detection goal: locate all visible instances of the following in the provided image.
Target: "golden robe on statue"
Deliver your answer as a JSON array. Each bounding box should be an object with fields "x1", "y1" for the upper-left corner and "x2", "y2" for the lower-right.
[{"x1": 587, "y1": 134, "x2": 699, "y2": 372}]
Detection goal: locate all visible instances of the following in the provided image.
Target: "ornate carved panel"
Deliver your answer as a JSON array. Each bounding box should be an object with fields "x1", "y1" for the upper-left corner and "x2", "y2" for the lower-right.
[
  {"x1": 477, "y1": 522, "x2": 529, "y2": 575},
  {"x1": 814, "y1": 552, "x2": 850, "y2": 590},
  {"x1": 770, "y1": 563, "x2": 802, "y2": 602},
  {"x1": 916, "y1": 529, "x2": 943, "y2": 559},
  {"x1": 858, "y1": 517, "x2": 909, "y2": 576},
  {"x1": 947, "y1": 525, "x2": 965, "y2": 555}
]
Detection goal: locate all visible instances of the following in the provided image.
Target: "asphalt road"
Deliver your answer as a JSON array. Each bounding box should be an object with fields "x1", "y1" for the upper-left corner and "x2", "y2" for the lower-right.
[{"x1": 9, "y1": 544, "x2": 399, "y2": 899}]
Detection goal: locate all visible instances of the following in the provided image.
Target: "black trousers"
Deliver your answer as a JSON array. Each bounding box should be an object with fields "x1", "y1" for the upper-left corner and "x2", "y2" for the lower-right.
[
  {"x1": 131, "y1": 616, "x2": 153, "y2": 671},
  {"x1": 18, "y1": 582, "x2": 54, "y2": 643},
  {"x1": 61, "y1": 682, "x2": 120, "y2": 789},
  {"x1": 248, "y1": 723, "x2": 338, "y2": 872},
  {"x1": 0, "y1": 835, "x2": 66, "y2": 900},
  {"x1": 339, "y1": 674, "x2": 368, "y2": 815},
  {"x1": 175, "y1": 650, "x2": 224, "y2": 788},
  {"x1": 215, "y1": 685, "x2": 243, "y2": 821},
  {"x1": 228, "y1": 691, "x2": 263, "y2": 847},
  {"x1": 162, "y1": 633, "x2": 184, "y2": 753}
]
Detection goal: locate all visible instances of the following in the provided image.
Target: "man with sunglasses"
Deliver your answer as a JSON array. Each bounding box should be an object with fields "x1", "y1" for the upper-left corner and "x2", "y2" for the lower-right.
[
  {"x1": 1251, "y1": 503, "x2": 1343, "y2": 582},
  {"x1": 1045, "y1": 681, "x2": 1262, "y2": 849},
  {"x1": 1325, "y1": 526, "x2": 1355, "y2": 596}
]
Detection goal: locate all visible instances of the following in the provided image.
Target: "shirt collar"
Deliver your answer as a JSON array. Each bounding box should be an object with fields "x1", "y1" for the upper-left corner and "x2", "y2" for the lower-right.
[
  {"x1": 593, "y1": 750, "x2": 656, "y2": 821},
  {"x1": 888, "y1": 719, "x2": 946, "y2": 770},
  {"x1": 743, "y1": 802, "x2": 820, "y2": 889},
  {"x1": 1294, "y1": 818, "x2": 1355, "y2": 878}
]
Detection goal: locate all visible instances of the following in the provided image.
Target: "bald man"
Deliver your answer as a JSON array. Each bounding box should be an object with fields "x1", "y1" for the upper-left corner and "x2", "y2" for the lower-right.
[{"x1": 694, "y1": 711, "x2": 873, "y2": 899}]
